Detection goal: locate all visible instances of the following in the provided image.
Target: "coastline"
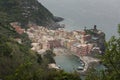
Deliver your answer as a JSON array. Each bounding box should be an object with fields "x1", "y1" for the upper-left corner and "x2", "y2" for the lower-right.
[
  {"x1": 26, "y1": 16, "x2": 105, "y2": 73},
  {"x1": 47, "y1": 16, "x2": 64, "y2": 30},
  {"x1": 53, "y1": 48, "x2": 100, "y2": 73},
  {"x1": 48, "y1": 17, "x2": 103, "y2": 73},
  {"x1": 69, "y1": 52, "x2": 101, "y2": 74},
  {"x1": 79, "y1": 56, "x2": 100, "y2": 74},
  {"x1": 53, "y1": 16, "x2": 64, "y2": 22}
]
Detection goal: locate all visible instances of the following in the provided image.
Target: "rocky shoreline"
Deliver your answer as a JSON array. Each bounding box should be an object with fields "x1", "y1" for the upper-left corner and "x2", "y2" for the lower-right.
[
  {"x1": 44, "y1": 16, "x2": 65, "y2": 30},
  {"x1": 22, "y1": 15, "x2": 105, "y2": 73},
  {"x1": 53, "y1": 16, "x2": 64, "y2": 22},
  {"x1": 79, "y1": 56, "x2": 100, "y2": 74}
]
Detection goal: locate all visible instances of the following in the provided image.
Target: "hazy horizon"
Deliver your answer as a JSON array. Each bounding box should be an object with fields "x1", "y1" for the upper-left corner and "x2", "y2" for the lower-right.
[{"x1": 39, "y1": 0, "x2": 120, "y2": 40}]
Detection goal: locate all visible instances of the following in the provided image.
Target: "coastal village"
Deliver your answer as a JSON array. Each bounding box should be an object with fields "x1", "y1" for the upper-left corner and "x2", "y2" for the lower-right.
[
  {"x1": 25, "y1": 24, "x2": 105, "y2": 56},
  {"x1": 10, "y1": 22, "x2": 105, "y2": 71},
  {"x1": 10, "y1": 22, "x2": 105, "y2": 56}
]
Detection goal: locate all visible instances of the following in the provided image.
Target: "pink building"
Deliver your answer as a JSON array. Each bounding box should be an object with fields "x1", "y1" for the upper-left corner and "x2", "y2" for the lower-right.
[{"x1": 70, "y1": 43, "x2": 93, "y2": 56}]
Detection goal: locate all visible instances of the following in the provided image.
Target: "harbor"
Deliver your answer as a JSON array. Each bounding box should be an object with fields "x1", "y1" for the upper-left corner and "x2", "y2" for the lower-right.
[
  {"x1": 11, "y1": 21, "x2": 105, "y2": 73},
  {"x1": 53, "y1": 48, "x2": 101, "y2": 73}
]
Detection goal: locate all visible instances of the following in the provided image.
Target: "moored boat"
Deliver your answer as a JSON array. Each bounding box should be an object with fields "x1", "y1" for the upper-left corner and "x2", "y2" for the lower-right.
[{"x1": 77, "y1": 66, "x2": 84, "y2": 70}]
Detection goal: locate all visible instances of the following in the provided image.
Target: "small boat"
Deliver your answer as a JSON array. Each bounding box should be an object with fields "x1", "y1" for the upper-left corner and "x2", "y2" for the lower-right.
[
  {"x1": 58, "y1": 65, "x2": 61, "y2": 69},
  {"x1": 77, "y1": 66, "x2": 84, "y2": 70},
  {"x1": 81, "y1": 63, "x2": 85, "y2": 67}
]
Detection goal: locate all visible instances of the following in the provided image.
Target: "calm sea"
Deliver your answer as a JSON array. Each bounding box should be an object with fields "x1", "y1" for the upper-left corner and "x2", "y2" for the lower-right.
[
  {"x1": 38, "y1": 0, "x2": 113, "y2": 72},
  {"x1": 39, "y1": 0, "x2": 120, "y2": 40}
]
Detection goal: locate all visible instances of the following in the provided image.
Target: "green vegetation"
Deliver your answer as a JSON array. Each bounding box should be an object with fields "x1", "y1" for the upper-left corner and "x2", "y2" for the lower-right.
[
  {"x1": 0, "y1": 0, "x2": 81, "y2": 80},
  {"x1": 1, "y1": 0, "x2": 120, "y2": 80},
  {"x1": 0, "y1": 25, "x2": 81, "y2": 80},
  {"x1": 85, "y1": 25, "x2": 120, "y2": 80},
  {"x1": 0, "y1": 34, "x2": 38, "y2": 79},
  {"x1": 0, "y1": 0, "x2": 54, "y2": 27},
  {"x1": 43, "y1": 50, "x2": 56, "y2": 63}
]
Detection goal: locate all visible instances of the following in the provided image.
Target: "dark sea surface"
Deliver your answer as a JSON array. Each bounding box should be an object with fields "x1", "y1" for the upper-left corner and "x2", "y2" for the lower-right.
[
  {"x1": 39, "y1": 0, "x2": 120, "y2": 40},
  {"x1": 38, "y1": 0, "x2": 119, "y2": 72}
]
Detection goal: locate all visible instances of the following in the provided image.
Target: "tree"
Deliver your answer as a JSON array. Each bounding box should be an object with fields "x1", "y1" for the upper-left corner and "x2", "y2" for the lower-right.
[{"x1": 86, "y1": 25, "x2": 120, "y2": 80}]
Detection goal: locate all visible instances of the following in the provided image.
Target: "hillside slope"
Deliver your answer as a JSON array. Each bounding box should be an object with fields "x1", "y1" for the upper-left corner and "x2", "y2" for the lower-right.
[
  {"x1": 0, "y1": 0, "x2": 81, "y2": 80},
  {"x1": 0, "y1": 0, "x2": 55, "y2": 27}
]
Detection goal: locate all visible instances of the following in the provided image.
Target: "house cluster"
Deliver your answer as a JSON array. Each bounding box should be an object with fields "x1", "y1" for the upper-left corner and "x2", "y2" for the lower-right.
[
  {"x1": 9, "y1": 21, "x2": 105, "y2": 55},
  {"x1": 26, "y1": 25, "x2": 104, "y2": 56},
  {"x1": 10, "y1": 22, "x2": 25, "y2": 34}
]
